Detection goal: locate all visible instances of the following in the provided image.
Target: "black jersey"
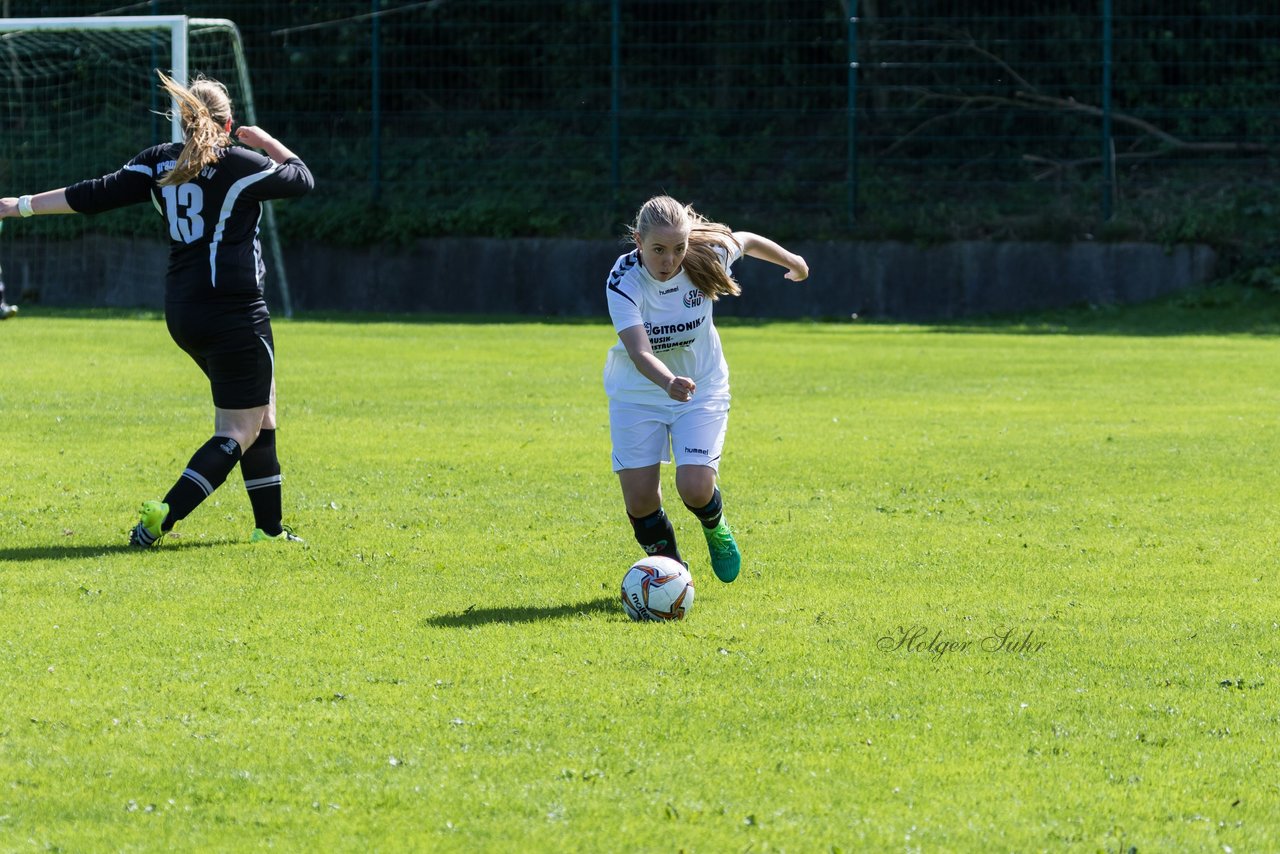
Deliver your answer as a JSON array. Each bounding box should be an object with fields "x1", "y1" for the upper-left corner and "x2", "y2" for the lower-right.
[{"x1": 65, "y1": 143, "x2": 313, "y2": 303}]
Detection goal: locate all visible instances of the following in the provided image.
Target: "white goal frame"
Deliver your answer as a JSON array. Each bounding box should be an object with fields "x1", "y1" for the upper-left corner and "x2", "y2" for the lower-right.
[{"x1": 0, "y1": 15, "x2": 295, "y2": 316}]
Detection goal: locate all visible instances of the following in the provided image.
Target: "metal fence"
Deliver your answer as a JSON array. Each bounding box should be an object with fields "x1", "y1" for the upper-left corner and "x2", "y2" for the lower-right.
[
  {"x1": 3, "y1": 1, "x2": 1278, "y2": 252},
  {"x1": 852, "y1": 2, "x2": 1280, "y2": 252},
  {"x1": 249, "y1": 0, "x2": 850, "y2": 241}
]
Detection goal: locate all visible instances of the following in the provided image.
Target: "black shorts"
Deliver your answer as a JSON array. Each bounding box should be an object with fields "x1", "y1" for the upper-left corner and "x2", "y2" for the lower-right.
[{"x1": 165, "y1": 299, "x2": 275, "y2": 410}]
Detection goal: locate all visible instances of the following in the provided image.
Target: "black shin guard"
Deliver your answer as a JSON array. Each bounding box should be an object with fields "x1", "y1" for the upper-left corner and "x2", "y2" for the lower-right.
[
  {"x1": 160, "y1": 436, "x2": 242, "y2": 531},
  {"x1": 628, "y1": 507, "x2": 681, "y2": 562},
  {"x1": 240, "y1": 428, "x2": 283, "y2": 535},
  {"x1": 684, "y1": 487, "x2": 724, "y2": 529}
]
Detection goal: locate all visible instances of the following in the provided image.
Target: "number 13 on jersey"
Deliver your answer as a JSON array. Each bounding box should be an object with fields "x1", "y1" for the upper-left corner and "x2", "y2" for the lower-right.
[{"x1": 161, "y1": 183, "x2": 205, "y2": 243}]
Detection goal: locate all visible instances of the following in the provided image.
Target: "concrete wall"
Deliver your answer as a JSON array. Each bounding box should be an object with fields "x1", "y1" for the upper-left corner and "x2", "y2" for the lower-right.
[{"x1": 10, "y1": 238, "x2": 1217, "y2": 321}]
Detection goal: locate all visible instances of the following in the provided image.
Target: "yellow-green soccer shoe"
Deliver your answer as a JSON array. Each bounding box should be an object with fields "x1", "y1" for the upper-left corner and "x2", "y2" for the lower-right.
[
  {"x1": 128, "y1": 500, "x2": 169, "y2": 548},
  {"x1": 250, "y1": 526, "x2": 305, "y2": 544}
]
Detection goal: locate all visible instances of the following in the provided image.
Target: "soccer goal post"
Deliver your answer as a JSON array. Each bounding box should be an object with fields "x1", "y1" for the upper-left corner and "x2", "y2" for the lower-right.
[{"x1": 0, "y1": 16, "x2": 294, "y2": 316}]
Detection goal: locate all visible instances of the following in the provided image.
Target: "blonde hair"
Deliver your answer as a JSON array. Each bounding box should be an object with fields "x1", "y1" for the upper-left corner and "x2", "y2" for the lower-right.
[
  {"x1": 631, "y1": 195, "x2": 741, "y2": 301},
  {"x1": 156, "y1": 70, "x2": 233, "y2": 187}
]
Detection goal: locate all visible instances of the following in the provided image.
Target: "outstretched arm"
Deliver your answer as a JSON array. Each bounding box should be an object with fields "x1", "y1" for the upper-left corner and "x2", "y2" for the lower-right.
[
  {"x1": 0, "y1": 190, "x2": 75, "y2": 220},
  {"x1": 733, "y1": 231, "x2": 809, "y2": 281}
]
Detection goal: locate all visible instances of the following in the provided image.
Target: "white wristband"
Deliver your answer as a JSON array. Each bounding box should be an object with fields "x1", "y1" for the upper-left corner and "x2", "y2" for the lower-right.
[{"x1": 17, "y1": 195, "x2": 34, "y2": 218}]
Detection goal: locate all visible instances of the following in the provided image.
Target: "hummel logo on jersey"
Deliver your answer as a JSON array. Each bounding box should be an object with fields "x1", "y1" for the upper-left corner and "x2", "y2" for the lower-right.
[
  {"x1": 608, "y1": 252, "x2": 639, "y2": 285},
  {"x1": 684, "y1": 289, "x2": 704, "y2": 308},
  {"x1": 658, "y1": 285, "x2": 679, "y2": 295},
  {"x1": 607, "y1": 251, "x2": 641, "y2": 307},
  {"x1": 684, "y1": 447, "x2": 710, "y2": 455}
]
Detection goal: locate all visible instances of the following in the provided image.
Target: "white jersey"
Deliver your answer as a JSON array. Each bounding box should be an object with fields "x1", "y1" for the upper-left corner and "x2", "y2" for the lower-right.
[{"x1": 603, "y1": 241, "x2": 741, "y2": 405}]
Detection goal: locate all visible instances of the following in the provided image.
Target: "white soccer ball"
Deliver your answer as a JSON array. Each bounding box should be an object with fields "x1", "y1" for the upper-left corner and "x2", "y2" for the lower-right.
[{"x1": 620, "y1": 556, "x2": 694, "y2": 621}]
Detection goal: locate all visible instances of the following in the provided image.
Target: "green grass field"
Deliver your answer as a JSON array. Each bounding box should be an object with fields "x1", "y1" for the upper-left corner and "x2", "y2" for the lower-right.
[{"x1": 1, "y1": 296, "x2": 1278, "y2": 851}]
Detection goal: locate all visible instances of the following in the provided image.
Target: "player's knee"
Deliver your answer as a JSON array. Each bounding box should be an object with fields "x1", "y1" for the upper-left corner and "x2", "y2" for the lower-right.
[
  {"x1": 215, "y1": 410, "x2": 265, "y2": 450},
  {"x1": 221, "y1": 425, "x2": 260, "y2": 451},
  {"x1": 621, "y1": 485, "x2": 662, "y2": 518},
  {"x1": 626, "y1": 500, "x2": 662, "y2": 519},
  {"x1": 675, "y1": 467, "x2": 715, "y2": 506}
]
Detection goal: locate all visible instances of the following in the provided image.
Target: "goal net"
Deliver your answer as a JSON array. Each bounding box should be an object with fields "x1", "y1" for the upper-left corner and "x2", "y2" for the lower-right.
[{"x1": 0, "y1": 16, "x2": 293, "y2": 315}]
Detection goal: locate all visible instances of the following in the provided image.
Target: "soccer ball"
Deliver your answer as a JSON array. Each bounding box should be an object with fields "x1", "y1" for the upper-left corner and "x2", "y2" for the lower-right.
[{"x1": 620, "y1": 556, "x2": 694, "y2": 621}]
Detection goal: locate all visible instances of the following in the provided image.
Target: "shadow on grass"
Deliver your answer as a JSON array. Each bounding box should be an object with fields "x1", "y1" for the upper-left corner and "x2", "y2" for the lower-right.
[
  {"x1": 0, "y1": 539, "x2": 231, "y2": 562},
  {"x1": 423, "y1": 595, "x2": 619, "y2": 627}
]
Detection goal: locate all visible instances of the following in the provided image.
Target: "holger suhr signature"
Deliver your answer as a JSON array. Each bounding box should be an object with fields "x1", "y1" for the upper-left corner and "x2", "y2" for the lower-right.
[{"x1": 877, "y1": 625, "x2": 1046, "y2": 660}]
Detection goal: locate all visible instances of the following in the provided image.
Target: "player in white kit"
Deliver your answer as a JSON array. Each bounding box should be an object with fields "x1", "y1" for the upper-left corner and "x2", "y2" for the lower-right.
[{"x1": 604, "y1": 195, "x2": 808, "y2": 582}]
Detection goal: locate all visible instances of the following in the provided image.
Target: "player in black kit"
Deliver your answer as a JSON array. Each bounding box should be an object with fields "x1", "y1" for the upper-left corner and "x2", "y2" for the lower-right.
[
  {"x1": 0, "y1": 71, "x2": 314, "y2": 547},
  {"x1": 0, "y1": 221, "x2": 17, "y2": 319}
]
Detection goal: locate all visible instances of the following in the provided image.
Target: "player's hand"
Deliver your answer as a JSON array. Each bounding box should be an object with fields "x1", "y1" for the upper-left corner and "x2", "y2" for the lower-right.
[
  {"x1": 235, "y1": 126, "x2": 275, "y2": 149},
  {"x1": 0, "y1": 198, "x2": 19, "y2": 220},
  {"x1": 666, "y1": 376, "x2": 696, "y2": 402},
  {"x1": 785, "y1": 255, "x2": 809, "y2": 282}
]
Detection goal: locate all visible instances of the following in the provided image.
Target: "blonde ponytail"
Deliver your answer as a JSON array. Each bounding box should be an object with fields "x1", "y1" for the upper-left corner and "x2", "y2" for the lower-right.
[{"x1": 156, "y1": 70, "x2": 233, "y2": 187}]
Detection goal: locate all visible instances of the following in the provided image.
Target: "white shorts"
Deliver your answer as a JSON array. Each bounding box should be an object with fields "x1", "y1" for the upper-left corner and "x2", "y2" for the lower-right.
[{"x1": 609, "y1": 399, "x2": 729, "y2": 472}]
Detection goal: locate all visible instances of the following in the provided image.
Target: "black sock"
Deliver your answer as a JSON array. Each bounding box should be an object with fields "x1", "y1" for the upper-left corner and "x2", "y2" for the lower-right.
[
  {"x1": 685, "y1": 487, "x2": 724, "y2": 529},
  {"x1": 628, "y1": 507, "x2": 681, "y2": 562},
  {"x1": 240, "y1": 428, "x2": 283, "y2": 535},
  {"x1": 160, "y1": 436, "x2": 242, "y2": 531}
]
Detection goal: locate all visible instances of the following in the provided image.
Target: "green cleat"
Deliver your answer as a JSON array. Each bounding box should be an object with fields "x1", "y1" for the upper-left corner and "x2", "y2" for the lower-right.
[
  {"x1": 703, "y1": 517, "x2": 741, "y2": 583},
  {"x1": 128, "y1": 500, "x2": 169, "y2": 548},
  {"x1": 250, "y1": 525, "x2": 305, "y2": 544}
]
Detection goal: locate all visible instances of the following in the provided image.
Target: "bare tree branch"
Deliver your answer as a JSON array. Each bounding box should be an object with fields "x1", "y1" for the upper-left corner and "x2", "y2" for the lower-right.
[
  {"x1": 885, "y1": 88, "x2": 1270, "y2": 164},
  {"x1": 1024, "y1": 140, "x2": 1270, "y2": 181},
  {"x1": 881, "y1": 99, "x2": 1006, "y2": 155},
  {"x1": 1015, "y1": 92, "x2": 1174, "y2": 149},
  {"x1": 1014, "y1": 90, "x2": 1269, "y2": 158},
  {"x1": 878, "y1": 38, "x2": 1270, "y2": 168},
  {"x1": 954, "y1": 34, "x2": 1039, "y2": 93}
]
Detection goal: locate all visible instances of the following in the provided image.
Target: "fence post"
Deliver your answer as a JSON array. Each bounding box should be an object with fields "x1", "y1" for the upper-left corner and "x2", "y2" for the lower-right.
[
  {"x1": 847, "y1": 1, "x2": 858, "y2": 228},
  {"x1": 610, "y1": 0, "x2": 621, "y2": 207},
  {"x1": 372, "y1": 0, "x2": 382, "y2": 204},
  {"x1": 1101, "y1": 0, "x2": 1114, "y2": 220},
  {"x1": 150, "y1": 0, "x2": 160, "y2": 144}
]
